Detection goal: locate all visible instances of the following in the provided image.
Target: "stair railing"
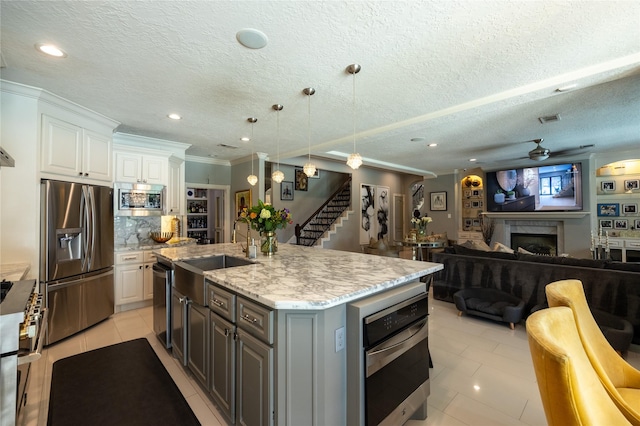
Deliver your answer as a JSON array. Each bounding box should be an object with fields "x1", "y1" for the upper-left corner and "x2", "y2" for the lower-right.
[{"x1": 295, "y1": 176, "x2": 352, "y2": 245}]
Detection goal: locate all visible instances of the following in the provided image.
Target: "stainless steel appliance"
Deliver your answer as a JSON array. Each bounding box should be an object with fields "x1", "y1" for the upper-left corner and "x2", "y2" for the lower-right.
[
  {"x1": 346, "y1": 281, "x2": 430, "y2": 426},
  {"x1": 114, "y1": 182, "x2": 165, "y2": 216},
  {"x1": 153, "y1": 259, "x2": 173, "y2": 349},
  {"x1": 363, "y1": 292, "x2": 429, "y2": 426},
  {"x1": 40, "y1": 179, "x2": 114, "y2": 345},
  {"x1": 0, "y1": 279, "x2": 47, "y2": 426}
]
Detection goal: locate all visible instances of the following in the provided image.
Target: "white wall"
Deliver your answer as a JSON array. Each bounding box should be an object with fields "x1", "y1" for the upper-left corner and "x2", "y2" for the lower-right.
[{"x1": 0, "y1": 89, "x2": 40, "y2": 278}]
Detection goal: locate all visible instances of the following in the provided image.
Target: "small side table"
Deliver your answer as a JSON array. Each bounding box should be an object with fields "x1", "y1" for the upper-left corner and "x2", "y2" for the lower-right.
[{"x1": 399, "y1": 240, "x2": 443, "y2": 261}]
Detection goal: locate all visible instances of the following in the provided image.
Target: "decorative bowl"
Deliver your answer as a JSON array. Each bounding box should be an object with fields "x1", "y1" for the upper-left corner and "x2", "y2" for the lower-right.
[{"x1": 149, "y1": 232, "x2": 173, "y2": 243}]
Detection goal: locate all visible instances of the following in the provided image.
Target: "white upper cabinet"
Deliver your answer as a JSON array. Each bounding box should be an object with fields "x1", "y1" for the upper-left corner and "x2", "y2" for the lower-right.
[
  {"x1": 41, "y1": 114, "x2": 113, "y2": 182},
  {"x1": 114, "y1": 151, "x2": 168, "y2": 185}
]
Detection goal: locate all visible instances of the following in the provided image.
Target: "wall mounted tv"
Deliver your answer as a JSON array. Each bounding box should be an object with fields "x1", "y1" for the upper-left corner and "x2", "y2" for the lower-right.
[{"x1": 485, "y1": 163, "x2": 583, "y2": 212}]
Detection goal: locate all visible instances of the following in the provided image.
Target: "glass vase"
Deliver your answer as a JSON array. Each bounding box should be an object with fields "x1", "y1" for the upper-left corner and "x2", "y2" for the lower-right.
[{"x1": 261, "y1": 231, "x2": 277, "y2": 256}]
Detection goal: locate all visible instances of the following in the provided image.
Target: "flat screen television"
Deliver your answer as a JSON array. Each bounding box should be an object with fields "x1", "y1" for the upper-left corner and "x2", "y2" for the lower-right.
[{"x1": 485, "y1": 162, "x2": 583, "y2": 212}]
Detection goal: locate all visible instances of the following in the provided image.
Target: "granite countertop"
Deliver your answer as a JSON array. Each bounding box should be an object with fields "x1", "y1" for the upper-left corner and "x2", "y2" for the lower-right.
[
  {"x1": 154, "y1": 243, "x2": 443, "y2": 310},
  {"x1": 115, "y1": 237, "x2": 197, "y2": 252},
  {"x1": 0, "y1": 263, "x2": 31, "y2": 281}
]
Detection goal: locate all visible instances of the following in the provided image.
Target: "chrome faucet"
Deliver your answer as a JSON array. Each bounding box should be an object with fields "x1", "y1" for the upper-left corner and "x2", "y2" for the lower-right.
[{"x1": 232, "y1": 219, "x2": 251, "y2": 257}]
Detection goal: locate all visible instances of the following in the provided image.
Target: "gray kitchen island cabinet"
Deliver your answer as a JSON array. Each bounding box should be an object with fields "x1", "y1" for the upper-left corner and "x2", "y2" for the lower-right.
[{"x1": 155, "y1": 243, "x2": 442, "y2": 426}]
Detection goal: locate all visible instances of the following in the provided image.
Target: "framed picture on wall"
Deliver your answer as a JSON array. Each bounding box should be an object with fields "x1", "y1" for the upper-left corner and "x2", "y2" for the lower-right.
[
  {"x1": 599, "y1": 219, "x2": 613, "y2": 229},
  {"x1": 614, "y1": 219, "x2": 628, "y2": 230},
  {"x1": 430, "y1": 191, "x2": 447, "y2": 211},
  {"x1": 622, "y1": 203, "x2": 637, "y2": 215},
  {"x1": 280, "y1": 181, "x2": 294, "y2": 200},
  {"x1": 601, "y1": 181, "x2": 616, "y2": 192},
  {"x1": 235, "y1": 189, "x2": 251, "y2": 218},
  {"x1": 308, "y1": 168, "x2": 320, "y2": 179},
  {"x1": 624, "y1": 179, "x2": 639, "y2": 191},
  {"x1": 635, "y1": 219, "x2": 640, "y2": 229},
  {"x1": 295, "y1": 168, "x2": 308, "y2": 191},
  {"x1": 597, "y1": 203, "x2": 619, "y2": 216}
]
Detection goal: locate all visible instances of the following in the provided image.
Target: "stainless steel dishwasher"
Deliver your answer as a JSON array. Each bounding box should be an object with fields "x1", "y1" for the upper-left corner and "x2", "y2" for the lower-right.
[{"x1": 153, "y1": 259, "x2": 173, "y2": 349}]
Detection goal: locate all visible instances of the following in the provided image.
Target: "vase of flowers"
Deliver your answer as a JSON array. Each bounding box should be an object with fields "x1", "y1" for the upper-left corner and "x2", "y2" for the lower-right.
[
  {"x1": 411, "y1": 216, "x2": 433, "y2": 241},
  {"x1": 239, "y1": 200, "x2": 292, "y2": 256}
]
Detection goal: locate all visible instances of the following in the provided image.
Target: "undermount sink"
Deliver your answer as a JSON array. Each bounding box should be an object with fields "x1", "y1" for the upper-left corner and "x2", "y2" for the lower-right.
[
  {"x1": 181, "y1": 255, "x2": 254, "y2": 271},
  {"x1": 174, "y1": 255, "x2": 255, "y2": 305}
]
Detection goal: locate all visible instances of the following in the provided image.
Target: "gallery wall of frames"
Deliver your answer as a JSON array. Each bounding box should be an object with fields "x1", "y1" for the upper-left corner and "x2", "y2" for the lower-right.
[{"x1": 595, "y1": 167, "x2": 640, "y2": 233}]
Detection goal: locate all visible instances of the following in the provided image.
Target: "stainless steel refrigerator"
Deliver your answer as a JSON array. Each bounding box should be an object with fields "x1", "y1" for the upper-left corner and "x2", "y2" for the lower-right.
[{"x1": 40, "y1": 180, "x2": 114, "y2": 345}]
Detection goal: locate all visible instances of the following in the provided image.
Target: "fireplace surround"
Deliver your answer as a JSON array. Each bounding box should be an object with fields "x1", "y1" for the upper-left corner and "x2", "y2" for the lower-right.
[{"x1": 503, "y1": 219, "x2": 565, "y2": 255}]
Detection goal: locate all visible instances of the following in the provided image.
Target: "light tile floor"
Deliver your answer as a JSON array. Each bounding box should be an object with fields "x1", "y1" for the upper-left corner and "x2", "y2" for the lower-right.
[{"x1": 18, "y1": 294, "x2": 640, "y2": 426}]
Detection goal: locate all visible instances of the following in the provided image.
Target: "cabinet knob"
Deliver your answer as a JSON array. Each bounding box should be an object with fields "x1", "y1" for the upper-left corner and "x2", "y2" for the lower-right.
[
  {"x1": 84, "y1": 173, "x2": 89, "y2": 176},
  {"x1": 145, "y1": 265, "x2": 149, "y2": 269},
  {"x1": 139, "y1": 265, "x2": 143, "y2": 269},
  {"x1": 78, "y1": 172, "x2": 83, "y2": 176}
]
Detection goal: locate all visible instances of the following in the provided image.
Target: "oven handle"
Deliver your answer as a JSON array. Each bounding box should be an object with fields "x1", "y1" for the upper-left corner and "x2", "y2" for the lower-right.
[
  {"x1": 366, "y1": 316, "x2": 428, "y2": 378},
  {"x1": 17, "y1": 308, "x2": 48, "y2": 366}
]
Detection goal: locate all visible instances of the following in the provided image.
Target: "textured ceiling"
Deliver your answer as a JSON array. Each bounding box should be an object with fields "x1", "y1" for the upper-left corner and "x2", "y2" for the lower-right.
[{"x1": 1, "y1": 0, "x2": 639, "y2": 176}]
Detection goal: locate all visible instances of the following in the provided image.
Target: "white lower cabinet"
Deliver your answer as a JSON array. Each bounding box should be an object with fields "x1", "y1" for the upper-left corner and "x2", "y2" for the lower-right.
[{"x1": 115, "y1": 250, "x2": 156, "y2": 306}]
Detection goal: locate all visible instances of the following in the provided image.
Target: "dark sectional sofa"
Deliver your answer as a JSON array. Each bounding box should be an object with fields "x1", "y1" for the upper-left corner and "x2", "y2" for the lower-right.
[{"x1": 432, "y1": 246, "x2": 640, "y2": 344}]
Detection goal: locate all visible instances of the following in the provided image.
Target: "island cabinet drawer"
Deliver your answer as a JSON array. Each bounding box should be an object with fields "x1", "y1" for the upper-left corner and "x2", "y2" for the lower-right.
[
  {"x1": 237, "y1": 297, "x2": 274, "y2": 344},
  {"x1": 207, "y1": 283, "x2": 236, "y2": 321},
  {"x1": 116, "y1": 251, "x2": 143, "y2": 265}
]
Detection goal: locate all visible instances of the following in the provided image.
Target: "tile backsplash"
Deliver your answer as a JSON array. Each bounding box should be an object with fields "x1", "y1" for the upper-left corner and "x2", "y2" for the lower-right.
[{"x1": 114, "y1": 216, "x2": 161, "y2": 245}]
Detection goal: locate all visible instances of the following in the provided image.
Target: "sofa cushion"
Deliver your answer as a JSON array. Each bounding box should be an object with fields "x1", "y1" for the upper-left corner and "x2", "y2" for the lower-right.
[
  {"x1": 492, "y1": 242, "x2": 514, "y2": 253},
  {"x1": 459, "y1": 240, "x2": 491, "y2": 251},
  {"x1": 466, "y1": 298, "x2": 512, "y2": 316}
]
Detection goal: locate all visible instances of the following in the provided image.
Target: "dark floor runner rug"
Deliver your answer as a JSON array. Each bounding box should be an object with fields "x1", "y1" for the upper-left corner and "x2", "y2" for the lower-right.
[{"x1": 48, "y1": 338, "x2": 200, "y2": 426}]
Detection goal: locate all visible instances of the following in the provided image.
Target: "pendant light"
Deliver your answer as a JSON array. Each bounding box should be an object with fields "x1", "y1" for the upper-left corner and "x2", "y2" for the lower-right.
[
  {"x1": 302, "y1": 87, "x2": 317, "y2": 177},
  {"x1": 246, "y1": 117, "x2": 258, "y2": 186},
  {"x1": 271, "y1": 104, "x2": 285, "y2": 183},
  {"x1": 346, "y1": 63, "x2": 363, "y2": 169}
]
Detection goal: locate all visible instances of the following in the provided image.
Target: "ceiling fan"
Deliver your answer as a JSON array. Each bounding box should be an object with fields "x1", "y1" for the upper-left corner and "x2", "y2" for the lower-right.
[{"x1": 527, "y1": 138, "x2": 594, "y2": 162}]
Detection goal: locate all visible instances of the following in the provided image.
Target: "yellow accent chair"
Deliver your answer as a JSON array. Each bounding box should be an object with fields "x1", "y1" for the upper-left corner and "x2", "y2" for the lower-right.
[
  {"x1": 527, "y1": 306, "x2": 631, "y2": 425},
  {"x1": 546, "y1": 279, "x2": 640, "y2": 425}
]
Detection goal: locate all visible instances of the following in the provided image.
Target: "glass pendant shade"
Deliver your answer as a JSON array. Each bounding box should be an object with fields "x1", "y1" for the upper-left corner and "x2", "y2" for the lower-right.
[
  {"x1": 346, "y1": 152, "x2": 362, "y2": 169},
  {"x1": 247, "y1": 174, "x2": 258, "y2": 186},
  {"x1": 271, "y1": 169, "x2": 284, "y2": 183},
  {"x1": 303, "y1": 162, "x2": 316, "y2": 177}
]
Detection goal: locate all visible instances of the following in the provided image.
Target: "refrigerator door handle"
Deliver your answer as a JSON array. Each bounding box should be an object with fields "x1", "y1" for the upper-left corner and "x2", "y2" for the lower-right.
[
  {"x1": 80, "y1": 187, "x2": 89, "y2": 272},
  {"x1": 87, "y1": 186, "x2": 97, "y2": 271}
]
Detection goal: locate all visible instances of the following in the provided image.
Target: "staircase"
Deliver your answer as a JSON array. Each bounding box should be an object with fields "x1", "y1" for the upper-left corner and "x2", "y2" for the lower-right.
[{"x1": 295, "y1": 177, "x2": 352, "y2": 246}]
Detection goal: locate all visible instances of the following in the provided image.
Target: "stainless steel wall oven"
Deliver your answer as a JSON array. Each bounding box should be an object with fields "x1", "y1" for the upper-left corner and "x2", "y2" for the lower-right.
[
  {"x1": 363, "y1": 292, "x2": 429, "y2": 426},
  {"x1": 347, "y1": 280, "x2": 430, "y2": 426}
]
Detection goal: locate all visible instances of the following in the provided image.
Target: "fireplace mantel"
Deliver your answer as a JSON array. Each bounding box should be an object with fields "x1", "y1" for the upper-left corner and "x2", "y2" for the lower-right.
[{"x1": 482, "y1": 212, "x2": 590, "y2": 220}]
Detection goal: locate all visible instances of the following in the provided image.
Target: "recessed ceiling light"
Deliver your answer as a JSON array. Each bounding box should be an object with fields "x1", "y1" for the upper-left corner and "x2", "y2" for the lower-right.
[
  {"x1": 236, "y1": 28, "x2": 268, "y2": 49},
  {"x1": 410, "y1": 137, "x2": 426, "y2": 142},
  {"x1": 35, "y1": 43, "x2": 67, "y2": 58},
  {"x1": 469, "y1": 158, "x2": 477, "y2": 162},
  {"x1": 428, "y1": 143, "x2": 438, "y2": 147},
  {"x1": 167, "y1": 113, "x2": 182, "y2": 120},
  {"x1": 240, "y1": 137, "x2": 250, "y2": 142}
]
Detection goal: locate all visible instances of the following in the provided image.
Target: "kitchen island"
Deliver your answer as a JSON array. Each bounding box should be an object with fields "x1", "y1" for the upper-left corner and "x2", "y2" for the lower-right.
[{"x1": 155, "y1": 242, "x2": 443, "y2": 426}]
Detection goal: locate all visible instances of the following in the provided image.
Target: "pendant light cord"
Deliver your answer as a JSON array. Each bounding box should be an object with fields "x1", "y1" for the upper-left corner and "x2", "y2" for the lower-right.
[
  {"x1": 308, "y1": 93, "x2": 312, "y2": 162},
  {"x1": 276, "y1": 108, "x2": 280, "y2": 169},
  {"x1": 352, "y1": 69, "x2": 357, "y2": 152}
]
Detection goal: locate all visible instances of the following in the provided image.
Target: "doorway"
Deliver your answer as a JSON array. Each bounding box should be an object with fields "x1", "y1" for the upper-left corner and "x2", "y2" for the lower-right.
[{"x1": 185, "y1": 183, "x2": 230, "y2": 243}]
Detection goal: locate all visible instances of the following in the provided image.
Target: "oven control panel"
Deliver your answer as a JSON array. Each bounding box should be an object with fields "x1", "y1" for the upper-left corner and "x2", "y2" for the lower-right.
[{"x1": 363, "y1": 293, "x2": 428, "y2": 348}]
